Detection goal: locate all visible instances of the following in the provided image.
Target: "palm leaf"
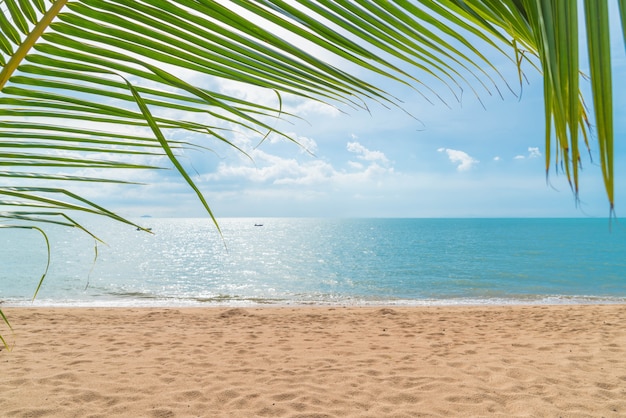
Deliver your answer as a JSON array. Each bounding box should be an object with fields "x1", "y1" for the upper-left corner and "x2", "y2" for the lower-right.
[
  {"x1": 0, "y1": 306, "x2": 12, "y2": 350},
  {"x1": 0, "y1": 1, "x2": 623, "y2": 342},
  {"x1": 584, "y1": 0, "x2": 614, "y2": 210},
  {"x1": 0, "y1": 223, "x2": 50, "y2": 350},
  {"x1": 1, "y1": 0, "x2": 511, "y2": 238}
]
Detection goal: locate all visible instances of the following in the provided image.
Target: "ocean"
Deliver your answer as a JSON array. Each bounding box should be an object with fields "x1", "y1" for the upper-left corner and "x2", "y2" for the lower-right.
[{"x1": 1, "y1": 218, "x2": 625, "y2": 307}]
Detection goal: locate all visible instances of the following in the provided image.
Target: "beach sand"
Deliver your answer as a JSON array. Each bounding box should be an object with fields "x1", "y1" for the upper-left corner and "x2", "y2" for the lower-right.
[{"x1": 1, "y1": 305, "x2": 625, "y2": 417}]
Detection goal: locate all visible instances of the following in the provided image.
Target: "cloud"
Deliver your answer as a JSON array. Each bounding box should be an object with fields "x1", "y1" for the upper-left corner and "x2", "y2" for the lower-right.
[
  {"x1": 202, "y1": 139, "x2": 395, "y2": 190},
  {"x1": 290, "y1": 99, "x2": 342, "y2": 118},
  {"x1": 217, "y1": 79, "x2": 281, "y2": 108},
  {"x1": 295, "y1": 136, "x2": 318, "y2": 154},
  {"x1": 348, "y1": 161, "x2": 364, "y2": 170},
  {"x1": 514, "y1": 147, "x2": 542, "y2": 160},
  {"x1": 269, "y1": 133, "x2": 318, "y2": 155},
  {"x1": 528, "y1": 147, "x2": 542, "y2": 158},
  {"x1": 347, "y1": 141, "x2": 389, "y2": 164},
  {"x1": 206, "y1": 149, "x2": 317, "y2": 184},
  {"x1": 437, "y1": 148, "x2": 479, "y2": 171}
]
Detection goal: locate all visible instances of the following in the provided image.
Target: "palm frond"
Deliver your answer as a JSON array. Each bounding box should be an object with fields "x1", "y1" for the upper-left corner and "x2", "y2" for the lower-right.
[
  {"x1": 1, "y1": 0, "x2": 511, "y2": 234},
  {"x1": 0, "y1": 0, "x2": 623, "y2": 334},
  {"x1": 0, "y1": 222, "x2": 50, "y2": 350}
]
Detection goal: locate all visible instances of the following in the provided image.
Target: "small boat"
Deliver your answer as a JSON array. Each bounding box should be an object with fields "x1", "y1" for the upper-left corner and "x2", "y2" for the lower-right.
[{"x1": 254, "y1": 223, "x2": 263, "y2": 227}]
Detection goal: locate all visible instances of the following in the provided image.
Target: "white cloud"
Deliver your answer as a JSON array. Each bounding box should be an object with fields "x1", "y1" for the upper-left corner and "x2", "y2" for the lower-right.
[
  {"x1": 295, "y1": 136, "x2": 318, "y2": 154},
  {"x1": 216, "y1": 78, "x2": 342, "y2": 120},
  {"x1": 494, "y1": 156, "x2": 501, "y2": 161},
  {"x1": 217, "y1": 79, "x2": 280, "y2": 108},
  {"x1": 348, "y1": 161, "x2": 364, "y2": 170},
  {"x1": 290, "y1": 99, "x2": 341, "y2": 118},
  {"x1": 528, "y1": 147, "x2": 542, "y2": 158},
  {"x1": 437, "y1": 148, "x2": 479, "y2": 171},
  {"x1": 267, "y1": 133, "x2": 318, "y2": 155},
  {"x1": 201, "y1": 137, "x2": 396, "y2": 190},
  {"x1": 347, "y1": 141, "x2": 389, "y2": 164},
  {"x1": 514, "y1": 147, "x2": 542, "y2": 160}
]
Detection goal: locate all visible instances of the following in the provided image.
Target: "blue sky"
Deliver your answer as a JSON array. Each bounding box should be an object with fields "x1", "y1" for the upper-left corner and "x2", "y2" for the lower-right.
[
  {"x1": 110, "y1": 71, "x2": 624, "y2": 219},
  {"x1": 86, "y1": 9, "x2": 626, "y2": 220}
]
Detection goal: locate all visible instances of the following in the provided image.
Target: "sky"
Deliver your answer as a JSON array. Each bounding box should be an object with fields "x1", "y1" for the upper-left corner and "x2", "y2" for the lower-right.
[{"x1": 72, "y1": 5, "x2": 626, "y2": 220}]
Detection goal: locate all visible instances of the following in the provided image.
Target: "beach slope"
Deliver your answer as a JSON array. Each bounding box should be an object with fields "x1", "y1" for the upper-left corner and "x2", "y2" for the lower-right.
[{"x1": 1, "y1": 305, "x2": 625, "y2": 417}]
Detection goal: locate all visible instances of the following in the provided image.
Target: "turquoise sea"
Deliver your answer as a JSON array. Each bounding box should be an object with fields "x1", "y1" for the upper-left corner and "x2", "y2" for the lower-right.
[{"x1": 1, "y1": 218, "x2": 625, "y2": 306}]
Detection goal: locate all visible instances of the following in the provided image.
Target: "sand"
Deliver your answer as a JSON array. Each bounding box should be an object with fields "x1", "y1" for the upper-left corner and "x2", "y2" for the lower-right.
[{"x1": 1, "y1": 305, "x2": 625, "y2": 417}]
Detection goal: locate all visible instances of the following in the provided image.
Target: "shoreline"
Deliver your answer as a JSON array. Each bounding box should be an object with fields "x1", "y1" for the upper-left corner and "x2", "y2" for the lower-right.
[
  {"x1": 2, "y1": 293, "x2": 626, "y2": 309},
  {"x1": 2, "y1": 304, "x2": 625, "y2": 417}
]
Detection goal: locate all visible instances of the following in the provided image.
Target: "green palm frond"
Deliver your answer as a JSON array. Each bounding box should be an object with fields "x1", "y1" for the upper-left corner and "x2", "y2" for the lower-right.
[
  {"x1": 444, "y1": 0, "x2": 619, "y2": 210},
  {"x1": 1, "y1": 0, "x2": 512, "y2": 234},
  {"x1": 0, "y1": 304, "x2": 12, "y2": 350},
  {"x1": 0, "y1": 1, "x2": 624, "y2": 338},
  {"x1": 0, "y1": 222, "x2": 50, "y2": 351}
]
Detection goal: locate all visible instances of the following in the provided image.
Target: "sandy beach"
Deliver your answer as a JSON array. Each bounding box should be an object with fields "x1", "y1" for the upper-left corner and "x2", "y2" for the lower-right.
[{"x1": 1, "y1": 305, "x2": 625, "y2": 417}]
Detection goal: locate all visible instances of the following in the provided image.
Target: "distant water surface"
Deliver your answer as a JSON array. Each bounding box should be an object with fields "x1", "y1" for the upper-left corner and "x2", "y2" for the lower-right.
[{"x1": 1, "y1": 218, "x2": 625, "y2": 306}]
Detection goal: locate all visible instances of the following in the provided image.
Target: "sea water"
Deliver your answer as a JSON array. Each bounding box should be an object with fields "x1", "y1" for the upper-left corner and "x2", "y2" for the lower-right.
[{"x1": 1, "y1": 218, "x2": 625, "y2": 306}]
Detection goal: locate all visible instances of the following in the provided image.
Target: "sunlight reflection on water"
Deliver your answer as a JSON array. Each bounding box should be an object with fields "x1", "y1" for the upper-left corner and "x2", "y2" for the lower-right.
[{"x1": 2, "y1": 217, "x2": 625, "y2": 306}]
